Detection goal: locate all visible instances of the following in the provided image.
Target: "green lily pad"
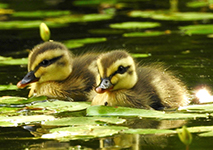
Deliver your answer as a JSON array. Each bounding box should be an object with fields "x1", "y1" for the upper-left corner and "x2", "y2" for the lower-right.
[
  {"x1": 87, "y1": 106, "x2": 207, "y2": 119},
  {"x1": 64, "y1": 37, "x2": 107, "y2": 49},
  {"x1": 179, "y1": 104, "x2": 213, "y2": 113},
  {"x1": 0, "y1": 20, "x2": 66, "y2": 30},
  {"x1": 199, "y1": 131, "x2": 213, "y2": 137},
  {"x1": 32, "y1": 101, "x2": 90, "y2": 113},
  {"x1": 0, "y1": 3, "x2": 9, "y2": 9},
  {"x1": 43, "y1": 117, "x2": 125, "y2": 127},
  {"x1": 123, "y1": 128, "x2": 176, "y2": 135},
  {"x1": 123, "y1": 31, "x2": 166, "y2": 37},
  {"x1": 12, "y1": 10, "x2": 70, "y2": 18},
  {"x1": 46, "y1": 13, "x2": 113, "y2": 24},
  {"x1": 0, "y1": 85, "x2": 18, "y2": 91},
  {"x1": 0, "y1": 107, "x2": 21, "y2": 117},
  {"x1": 42, "y1": 125, "x2": 128, "y2": 141},
  {"x1": 186, "y1": 1, "x2": 208, "y2": 8},
  {"x1": 0, "y1": 57, "x2": 28, "y2": 65},
  {"x1": 131, "y1": 53, "x2": 151, "y2": 58},
  {"x1": 0, "y1": 96, "x2": 47, "y2": 105},
  {"x1": 129, "y1": 10, "x2": 213, "y2": 21},
  {"x1": 179, "y1": 24, "x2": 213, "y2": 35},
  {"x1": 110, "y1": 22, "x2": 160, "y2": 29},
  {"x1": 0, "y1": 115, "x2": 55, "y2": 127}
]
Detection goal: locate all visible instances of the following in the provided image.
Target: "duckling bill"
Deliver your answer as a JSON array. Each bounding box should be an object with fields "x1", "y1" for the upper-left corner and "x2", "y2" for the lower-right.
[
  {"x1": 91, "y1": 50, "x2": 190, "y2": 110},
  {"x1": 17, "y1": 41, "x2": 98, "y2": 101}
]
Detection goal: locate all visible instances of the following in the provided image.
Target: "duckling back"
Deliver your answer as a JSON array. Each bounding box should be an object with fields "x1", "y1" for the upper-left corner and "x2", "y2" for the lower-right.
[{"x1": 91, "y1": 50, "x2": 190, "y2": 110}]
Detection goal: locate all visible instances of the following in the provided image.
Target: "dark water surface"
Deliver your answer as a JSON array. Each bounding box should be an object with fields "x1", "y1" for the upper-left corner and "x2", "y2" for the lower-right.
[{"x1": 1, "y1": 0, "x2": 213, "y2": 149}]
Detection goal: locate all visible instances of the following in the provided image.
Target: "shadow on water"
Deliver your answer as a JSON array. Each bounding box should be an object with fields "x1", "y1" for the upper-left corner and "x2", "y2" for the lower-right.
[{"x1": 1, "y1": 0, "x2": 213, "y2": 149}]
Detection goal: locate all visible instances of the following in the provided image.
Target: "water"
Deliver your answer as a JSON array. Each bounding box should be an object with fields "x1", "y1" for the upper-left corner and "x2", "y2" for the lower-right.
[{"x1": 0, "y1": 0, "x2": 213, "y2": 149}]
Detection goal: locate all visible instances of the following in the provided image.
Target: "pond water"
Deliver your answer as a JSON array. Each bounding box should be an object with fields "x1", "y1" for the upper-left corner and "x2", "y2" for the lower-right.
[{"x1": 1, "y1": 0, "x2": 213, "y2": 149}]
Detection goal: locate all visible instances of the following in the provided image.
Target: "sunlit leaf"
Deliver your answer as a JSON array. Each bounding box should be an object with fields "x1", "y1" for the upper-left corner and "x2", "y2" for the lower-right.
[
  {"x1": 0, "y1": 57, "x2": 28, "y2": 65},
  {"x1": 43, "y1": 117, "x2": 125, "y2": 127},
  {"x1": 64, "y1": 37, "x2": 107, "y2": 48},
  {"x1": 179, "y1": 24, "x2": 213, "y2": 35},
  {"x1": 0, "y1": 96, "x2": 47, "y2": 105},
  {"x1": 129, "y1": 10, "x2": 213, "y2": 21},
  {"x1": 0, "y1": 115, "x2": 55, "y2": 127},
  {"x1": 42, "y1": 125, "x2": 128, "y2": 141},
  {"x1": 123, "y1": 31, "x2": 165, "y2": 37},
  {"x1": 179, "y1": 104, "x2": 213, "y2": 113},
  {"x1": 0, "y1": 20, "x2": 66, "y2": 30},
  {"x1": 199, "y1": 131, "x2": 213, "y2": 137},
  {"x1": 46, "y1": 14, "x2": 113, "y2": 23},
  {"x1": 0, "y1": 85, "x2": 18, "y2": 91},
  {"x1": 123, "y1": 128, "x2": 176, "y2": 134},
  {"x1": 110, "y1": 22, "x2": 160, "y2": 29},
  {"x1": 32, "y1": 100, "x2": 90, "y2": 113},
  {"x1": 186, "y1": 1, "x2": 208, "y2": 8},
  {"x1": 87, "y1": 106, "x2": 208, "y2": 119},
  {"x1": 131, "y1": 53, "x2": 151, "y2": 58},
  {"x1": 12, "y1": 10, "x2": 70, "y2": 18}
]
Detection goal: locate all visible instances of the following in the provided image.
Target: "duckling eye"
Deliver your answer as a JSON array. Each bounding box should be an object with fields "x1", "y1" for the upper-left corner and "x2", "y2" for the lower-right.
[
  {"x1": 117, "y1": 65, "x2": 126, "y2": 74},
  {"x1": 40, "y1": 59, "x2": 50, "y2": 67}
]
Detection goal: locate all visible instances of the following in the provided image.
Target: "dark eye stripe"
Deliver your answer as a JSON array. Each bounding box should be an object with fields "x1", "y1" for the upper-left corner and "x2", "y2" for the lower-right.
[
  {"x1": 33, "y1": 55, "x2": 63, "y2": 72},
  {"x1": 109, "y1": 65, "x2": 130, "y2": 78}
]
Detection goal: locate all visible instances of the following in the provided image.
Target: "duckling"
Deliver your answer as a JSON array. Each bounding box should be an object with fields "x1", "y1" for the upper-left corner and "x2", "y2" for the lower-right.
[
  {"x1": 91, "y1": 50, "x2": 190, "y2": 110},
  {"x1": 17, "y1": 41, "x2": 98, "y2": 101}
]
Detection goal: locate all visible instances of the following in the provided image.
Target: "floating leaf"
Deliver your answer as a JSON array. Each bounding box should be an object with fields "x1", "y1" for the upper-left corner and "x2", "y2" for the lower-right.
[
  {"x1": 123, "y1": 31, "x2": 165, "y2": 37},
  {"x1": 129, "y1": 10, "x2": 213, "y2": 21},
  {"x1": 89, "y1": 29, "x2": 125, "y2": 35},
  {"x1": 0, "y1": 20, "x2": 66, "y2": 30},
  {"x1": 179, "y1": 104, "x2": 213, "y2": 113},
  {"x1": 186, "y1": 1, "x2": 208, "y2": 8},
  {"x1": 43, "y1": 117, "x2": 125, "y2": 127},
  {"x1": 46, "y1": 14, "x2": 113, "y2": 24},
  {"x1": 32, "y1": 100, "x2": 90, "y2": 113},
  {"x1": 0, "y1": 84, "x2": 18, "y2": 91},
  {"x1": 42, "y1": 125, "x2": 128, "y2": 141},
  {"x1": 179, "y1": 24, "x2": 213, "y2": 35},
  {"x1": 12, "y1": 10, "x2": 70, "y2": 18},
  {"x1": 0, "y1": 57, "x2": 28, "y2": 65},
  {"x1": 64, "y1": 37, "x2": 107, "y2": 48},
  {"x1": 87, "y1": 106, "x2": 208, "y2": 119},
  {"x1": 0, "y1": 96, "x2": 47, "y2": 105},
  {"x1": 123, "y1": 128, "x2": 176, "y2": 135},
  {"x1": 0, "y1": 115, "x2": 55, "y2": 127},
  {"x1": 131, "y1": 53, "x2": 151, "y2": 58},
  {"x1": 110, "y1": 22, "x2": 160, "y2": 29}
]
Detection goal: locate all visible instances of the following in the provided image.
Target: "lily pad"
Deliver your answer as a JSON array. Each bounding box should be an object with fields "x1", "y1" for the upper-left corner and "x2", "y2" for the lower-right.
[
  {"x1": 123, "y1": 128, "x2": 176, "y2": 135},
  {"x1": 186, "y1": 1, "x2": 208, "y2": 8},
  {"x1": 87, "y1": 106, "x2": 208, "y2": 119},
  {"x1": 179, "y1": 104, "x2": 213, "y2": 113},
  {"x1": 89, "y1": 29, "x2": 125, "y2": 35},
  {"x1": 0, "y1": 96, "x2": 47, "y2": 105},
  {"x1": 110, "y1": 22, "x2": 160, "y2": 29},
  {"x1": 0, "y1": 84, "x2": 18, "y2": 91},
  {"x1": 0, "y1": 115, "x2": 55, "y2": 127},
  {"x1": 42, "y1": 125, "x2": 128, "y2": 141},
  {"x1": 0, "y1": 57, "x2": 28, "y2": 65},
  {"x1": 0, "y1": 20, "x2": 66, "y2": 30},
  {"x1": 46, "y1": 14, "x2": 113, "y2": 24},
  {"x1": 179, "y1": 24, "x2": 213, "y2": 35},
  {"x1": 131, "y1": 53, "x2": 151, "y2": 58},
  {"x1": 123, "y1": 31, "x2": 166, "y2": 37},
  {"x1": 32, "y1": 100, "x2": 90, "y2": 113},
  {"x1": 12, "y1": 10, "x2": 71, "y2": 18},
  {"x1": 129, "y1": 10, "x2": 213, "y2": 21},
  {"x1": 43, "y1": 117, "x2": 125, "y2": 127},
  {"x1": 64, "y1": 37, "x2": 107, "y2": 49}
]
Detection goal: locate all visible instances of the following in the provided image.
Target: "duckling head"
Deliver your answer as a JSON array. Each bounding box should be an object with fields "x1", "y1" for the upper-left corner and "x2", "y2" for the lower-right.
[
  {"x1": 17, "y1": 41, "x2": 73, "y2": 88},
  {"x1": 95, "y1": 50, "x2": 138, "y2": 93}
]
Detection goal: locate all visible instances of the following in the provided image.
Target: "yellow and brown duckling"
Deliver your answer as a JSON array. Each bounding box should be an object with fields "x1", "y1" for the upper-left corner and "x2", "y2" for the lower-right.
[
  {"x1": 91, "y1": 50, "x2": 190, "y2": 110},
  {"x1": 17, "y1": 41, "x2": 98, "y2": 101}
]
